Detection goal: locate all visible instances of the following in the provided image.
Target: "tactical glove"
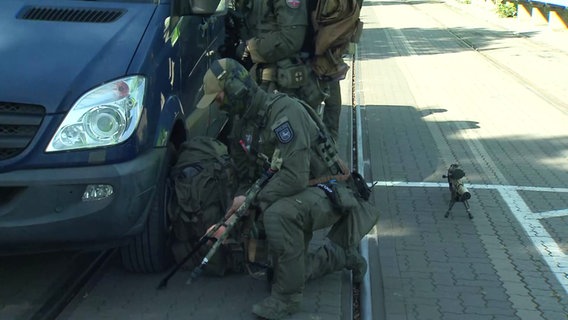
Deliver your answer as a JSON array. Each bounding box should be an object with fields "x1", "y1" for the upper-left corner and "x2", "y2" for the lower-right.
[{"x1": 235, "y1": 41, "x2": 253, "y2": 70}]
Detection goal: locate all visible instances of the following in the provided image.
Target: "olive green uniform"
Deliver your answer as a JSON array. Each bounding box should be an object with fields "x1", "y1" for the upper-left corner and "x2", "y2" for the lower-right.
[
  {"x1": 235, "y1": 0, "x2": 327, "y2": 108},
  {"x1": 229, "y1": 88, "x2": 379, "y2": 308},
  {"x1": 238, "y1": 0, "x2": 307, "y2": 63}
]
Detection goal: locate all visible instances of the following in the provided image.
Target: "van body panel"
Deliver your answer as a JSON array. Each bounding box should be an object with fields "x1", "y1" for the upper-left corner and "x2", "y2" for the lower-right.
[
  {"x1": 0, "y1": 0, "x2": 227, "y2": 257},
  {"x1": 0, "y1": 148, "x2": 164, "y2": 251},
  {"x1": 0, "y1": 0, "x2": 156, "y2": 113}
]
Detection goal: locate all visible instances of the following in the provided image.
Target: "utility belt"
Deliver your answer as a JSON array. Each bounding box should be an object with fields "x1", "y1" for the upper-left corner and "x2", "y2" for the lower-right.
[
  {"x1": 253, "y1": 56, "x2": 310, "y2": 89},
  {"x1": 252, "y1": 56, "x2": 328, "y2": 108}
]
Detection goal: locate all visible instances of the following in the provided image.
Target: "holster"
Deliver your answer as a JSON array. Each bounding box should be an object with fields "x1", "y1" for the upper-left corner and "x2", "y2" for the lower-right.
[
  {"x1": 350, "y1": 171, "x2": 372, "y2": 201},
  {"x1": 317, "y1": 181, "x2": 358, "y2": 215}
]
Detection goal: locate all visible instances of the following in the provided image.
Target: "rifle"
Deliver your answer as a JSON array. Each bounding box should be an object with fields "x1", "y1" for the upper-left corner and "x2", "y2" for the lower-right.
[
  {"x1": 442, "y1": 164, "x2": 472, "y2": 219},
  {"x1": 157, "y1": 151, "x2": 281, "y2": 289}
]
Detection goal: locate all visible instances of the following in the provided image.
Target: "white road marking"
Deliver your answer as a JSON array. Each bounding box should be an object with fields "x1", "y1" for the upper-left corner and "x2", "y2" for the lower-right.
[{"x1": 371, "y1": 180, "x2": 568, "y2": 294}]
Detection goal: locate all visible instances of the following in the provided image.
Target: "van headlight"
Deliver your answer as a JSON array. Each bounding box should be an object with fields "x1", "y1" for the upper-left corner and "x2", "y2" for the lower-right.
[{"x1": 46, "y1": 76, "x2": 145, "y2": 152}]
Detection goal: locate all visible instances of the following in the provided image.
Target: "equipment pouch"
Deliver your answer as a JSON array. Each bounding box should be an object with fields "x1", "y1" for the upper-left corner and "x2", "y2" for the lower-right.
[
  {"x1": 351, "y1": 171, "x2": 372, "y2": 201},
  {"x1": 297, "y1": 70, "x2": 328, "y2": 109},
  {"x1": 316, "y1": 182, "x2": 341, "y2": 209},
  {"x1": 276, "y1": 58, "x2": 308, "y2": 89},
  {"x1": 317, "y1": 182, "x2": 358, "y2": 215}
]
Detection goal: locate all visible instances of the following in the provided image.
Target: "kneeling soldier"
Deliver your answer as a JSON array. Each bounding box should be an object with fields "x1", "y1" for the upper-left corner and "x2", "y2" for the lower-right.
[{"x1": 197, "y1": 58, "x2": 379, "y2": 320}]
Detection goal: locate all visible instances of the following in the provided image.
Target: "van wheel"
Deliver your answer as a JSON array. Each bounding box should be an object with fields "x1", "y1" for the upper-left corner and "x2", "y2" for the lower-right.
[{"x1": 120, "y1": 143, "x2": 176, "y2": 273}]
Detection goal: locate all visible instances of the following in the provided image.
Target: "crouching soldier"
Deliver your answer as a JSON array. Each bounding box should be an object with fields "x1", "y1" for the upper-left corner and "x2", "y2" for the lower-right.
[{"x1": 196, "y1": 58, "x2": 379, "y2": 320}]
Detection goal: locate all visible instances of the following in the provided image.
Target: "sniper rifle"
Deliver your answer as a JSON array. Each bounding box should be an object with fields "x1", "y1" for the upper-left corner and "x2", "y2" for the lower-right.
[{"x1": 443, "y1": 164, "x2": 472, "y2": 219}]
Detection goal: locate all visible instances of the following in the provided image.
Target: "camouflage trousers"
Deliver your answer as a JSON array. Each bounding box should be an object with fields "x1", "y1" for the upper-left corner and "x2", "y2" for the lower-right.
[{"x1": 262, "y1": 185, "x2": 378, "y2": 301}]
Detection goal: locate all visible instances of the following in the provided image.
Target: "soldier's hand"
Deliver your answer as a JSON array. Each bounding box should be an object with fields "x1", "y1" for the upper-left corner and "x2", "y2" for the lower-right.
[
  {"x1": 225, "y1": 195, "x2": 247, "y2": 219},
  {"x1": 206, "y1": 224, "x2": 228, "y2": 245},
  {"x1": 235, "y1": 41, "x2": 253, "y2": 69}
]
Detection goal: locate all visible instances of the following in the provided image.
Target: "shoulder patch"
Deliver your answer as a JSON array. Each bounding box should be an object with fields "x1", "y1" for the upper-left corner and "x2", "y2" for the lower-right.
[
  {"x1": 286, "y1": 0, "x2": 301, "y2": 9},
  {"x1": 273, "y1": 121, "x2": 294, "y2": 144}
]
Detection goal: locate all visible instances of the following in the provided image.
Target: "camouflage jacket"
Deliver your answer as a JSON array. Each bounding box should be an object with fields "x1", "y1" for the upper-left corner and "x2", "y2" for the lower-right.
[
  {"x1": 237, "y1": 0, "x2": 308, "y2": 63},
  {"x1": 229, "y1": 89, "x2": 341, "y2": 209}
]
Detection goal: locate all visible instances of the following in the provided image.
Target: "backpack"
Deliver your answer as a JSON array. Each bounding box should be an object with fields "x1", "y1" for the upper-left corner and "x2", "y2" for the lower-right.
[
  {"x1": 167, "y1": 136, "x2": 239, "y2": 275},
  {"x1": 309, "y1": 0, "x2": 364, "y2": 81}
]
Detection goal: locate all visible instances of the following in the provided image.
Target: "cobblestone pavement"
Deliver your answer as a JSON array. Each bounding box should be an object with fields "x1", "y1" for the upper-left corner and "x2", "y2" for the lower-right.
[
  {"x1": 359, "y1": 1, "x2": 568, "y2": 320},
  {"x1": 56, "y1": 1, "x2": 568, "y2": 320}
]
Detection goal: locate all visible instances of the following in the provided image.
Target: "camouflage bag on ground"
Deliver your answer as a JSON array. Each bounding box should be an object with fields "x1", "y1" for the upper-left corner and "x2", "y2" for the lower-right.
[{"x1": 167, "y1": 136, "x2": 239, "y2": 275}]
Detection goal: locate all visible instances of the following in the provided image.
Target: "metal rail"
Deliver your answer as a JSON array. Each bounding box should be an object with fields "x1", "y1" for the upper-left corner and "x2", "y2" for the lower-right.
[{"x1": 30, "y1": 249, "x2": 116, "y2": 320}]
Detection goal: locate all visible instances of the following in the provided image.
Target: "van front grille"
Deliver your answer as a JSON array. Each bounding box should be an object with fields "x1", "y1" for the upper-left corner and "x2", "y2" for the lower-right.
[
  {"x1": 19, "y1": 6, "x2": 126, "y2": 23},
  {"x1": 0, "y1": 102, "x2": 45, "y2": 161}
]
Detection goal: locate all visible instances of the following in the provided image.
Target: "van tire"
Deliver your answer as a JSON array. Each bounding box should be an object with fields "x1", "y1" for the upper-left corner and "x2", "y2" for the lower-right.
[{"x1": 120, "y1": 143, "x2": 176, "y2": 273}]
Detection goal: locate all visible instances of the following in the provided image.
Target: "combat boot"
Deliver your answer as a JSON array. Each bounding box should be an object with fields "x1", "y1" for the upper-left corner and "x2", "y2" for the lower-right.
[
  {"x1": 252, "y1": 295, "x2": 301, "y2": 320},
  {"x1": 346, "y1": 251, "x2": 367, "y2": 284},
  {"x1": 304, "y1": 241, "x2": 346, "y2": 282}
]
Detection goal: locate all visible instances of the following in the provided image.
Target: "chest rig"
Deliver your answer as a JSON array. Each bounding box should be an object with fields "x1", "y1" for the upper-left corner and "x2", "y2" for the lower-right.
[
  {"x1": 297, "y1": 99, "x2": 373, "y2": 201},
  {"x1": 235, "y1": 91, "x2": 286, "y2": 172},
  {"x1": 296, "y1": 99, "x2": 345, "y2": 178}
]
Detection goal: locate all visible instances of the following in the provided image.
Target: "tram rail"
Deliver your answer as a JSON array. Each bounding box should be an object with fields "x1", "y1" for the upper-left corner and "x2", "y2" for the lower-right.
[{"x1": 33, "y1": 249, "x2": 116, "y2": 320}]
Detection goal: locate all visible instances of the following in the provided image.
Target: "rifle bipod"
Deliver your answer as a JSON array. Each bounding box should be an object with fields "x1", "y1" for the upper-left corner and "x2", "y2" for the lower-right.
[
  {"x1": 157, "y1": 234, "x2": 212, "y2": 289},
  {"x1": 442, "y1": 164, "x2": 473, "y2": 219},
  {"x1": 445, "y1": 196, "x2": 472, "y2": 219}
]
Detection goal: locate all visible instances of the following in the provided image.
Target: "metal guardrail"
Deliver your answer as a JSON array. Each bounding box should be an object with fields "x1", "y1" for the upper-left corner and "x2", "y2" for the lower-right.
[{"x1": 522, "y1": 0, "x2": 568, "y2": 9}]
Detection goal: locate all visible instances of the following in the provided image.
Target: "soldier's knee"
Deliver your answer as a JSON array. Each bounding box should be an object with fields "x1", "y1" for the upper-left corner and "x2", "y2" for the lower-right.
[{"x1": 263, "y1": 199, "x2": 301, "y2": 253}]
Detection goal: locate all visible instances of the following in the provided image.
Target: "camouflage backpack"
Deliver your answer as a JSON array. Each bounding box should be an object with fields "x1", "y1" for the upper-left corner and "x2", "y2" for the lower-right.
[
  {"x1": 309, "y1": 0, "x2": 364, "y2": 81},
  {"x1": 167, "y1": 136, "x2": 239, "y2": 275}
]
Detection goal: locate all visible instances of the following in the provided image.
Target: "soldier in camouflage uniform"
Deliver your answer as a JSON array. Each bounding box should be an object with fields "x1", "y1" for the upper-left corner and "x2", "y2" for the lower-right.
[
  {"x1": 231, "y1": 0, "x2": 328, "y2": 109},
  {"x1": 196, "y1": 58, "x2": 379, "y2": 319}
]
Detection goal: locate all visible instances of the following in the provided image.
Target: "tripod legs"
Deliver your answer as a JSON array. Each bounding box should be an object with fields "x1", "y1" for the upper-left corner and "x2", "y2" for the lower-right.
[
  {"x1": 445, "y1": 199, "x2": 473, "y2": 219},
  {"x1": 464, "y1": 200, "x2": 473, "y2": 219},
  {"x1": 444, "y1": 199, "x2": 455, "y2": 218}
]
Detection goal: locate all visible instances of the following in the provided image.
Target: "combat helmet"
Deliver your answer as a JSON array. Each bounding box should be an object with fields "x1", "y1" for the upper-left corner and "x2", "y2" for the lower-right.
[{"x1": 197, "y1": 58, "x2": 256, "y2": 109}]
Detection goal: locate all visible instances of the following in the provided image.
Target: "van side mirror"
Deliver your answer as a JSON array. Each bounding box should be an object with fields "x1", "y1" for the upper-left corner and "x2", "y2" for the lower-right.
[{"x1": 174, "y1": 0, "x2": 227, "y2": 16}]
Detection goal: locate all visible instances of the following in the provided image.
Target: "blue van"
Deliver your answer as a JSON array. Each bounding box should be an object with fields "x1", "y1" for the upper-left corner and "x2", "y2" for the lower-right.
[{"x1": 0, "y1": 0, "x2": 228, "y2": 272}]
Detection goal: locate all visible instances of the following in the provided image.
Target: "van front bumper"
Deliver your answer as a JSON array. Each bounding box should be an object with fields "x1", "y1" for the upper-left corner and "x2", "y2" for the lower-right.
[{"x1": 0, "y1": 148, "x2": 165, "y2": 252}]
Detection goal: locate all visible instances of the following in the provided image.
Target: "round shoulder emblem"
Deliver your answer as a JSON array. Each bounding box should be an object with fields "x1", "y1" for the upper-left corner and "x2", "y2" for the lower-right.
[
  {"x1": 274, "y1": 121, "x2": 294, "y2": 144},
  {"x1": 286, "y1": 0, "x2": 301, "y2": 9}
]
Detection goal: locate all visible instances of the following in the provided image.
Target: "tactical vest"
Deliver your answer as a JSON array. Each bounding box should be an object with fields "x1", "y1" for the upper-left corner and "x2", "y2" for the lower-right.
[
  {"x1": 235, "y1": 90, "x2": 370, "y2": 206},
  {"x1": 237, "y1": 0, "x2": 327, "y2": 108},
  {"x1": 241, "y1": 92, "x2": 342, "y2": 178},
  {"x1": 296, "y1": 97, "x2": 372, "y2": 201}
]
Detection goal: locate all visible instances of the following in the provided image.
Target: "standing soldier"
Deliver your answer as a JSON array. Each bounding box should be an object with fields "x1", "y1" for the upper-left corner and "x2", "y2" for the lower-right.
[
  {"x1": 196, "y1": 58, "x2": 379, "y2": 319},
  {"x1": 226, "y1": 0, "x2": 328, "y2": 110}
]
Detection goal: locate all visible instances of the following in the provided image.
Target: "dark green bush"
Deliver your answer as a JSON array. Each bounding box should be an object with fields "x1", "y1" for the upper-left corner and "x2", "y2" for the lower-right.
[{"x1": 497, "y1": 1, "x2": 517, "y2": 17}]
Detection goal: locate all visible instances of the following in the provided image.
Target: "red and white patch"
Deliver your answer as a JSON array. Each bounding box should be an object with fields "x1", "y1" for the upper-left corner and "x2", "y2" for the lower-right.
[{"x1": 286, "y1": 0, "x2": 301, "y2": 9}]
